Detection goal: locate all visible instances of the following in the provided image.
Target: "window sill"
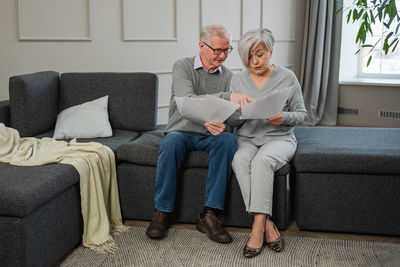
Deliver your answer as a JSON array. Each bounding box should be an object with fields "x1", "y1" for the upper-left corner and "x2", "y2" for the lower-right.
[{"x1": 339, "y1": 77, "x2": 400, "y2": 87}]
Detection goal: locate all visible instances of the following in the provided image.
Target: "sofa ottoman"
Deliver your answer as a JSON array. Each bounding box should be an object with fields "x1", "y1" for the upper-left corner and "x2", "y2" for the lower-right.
[
  {"x1": 293, "y1": 127, "x2": 400, "y2": 236},
  {"x1": 0, "y1": 163, "x2": 82, "y2": 267},
  {"x1": 116, "y1": 129, "x2": 294, "y2": 230}
]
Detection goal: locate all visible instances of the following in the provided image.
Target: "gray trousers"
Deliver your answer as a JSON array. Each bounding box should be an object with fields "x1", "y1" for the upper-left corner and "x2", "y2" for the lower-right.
[{"x1": 232, "y1": 135, "x2": 297, "y2": 215}]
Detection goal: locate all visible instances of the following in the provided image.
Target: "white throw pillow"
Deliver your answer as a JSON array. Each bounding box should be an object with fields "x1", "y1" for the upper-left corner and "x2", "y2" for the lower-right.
[{"x1": 53, "y1": 95, "x2": 112, "y2": 139}]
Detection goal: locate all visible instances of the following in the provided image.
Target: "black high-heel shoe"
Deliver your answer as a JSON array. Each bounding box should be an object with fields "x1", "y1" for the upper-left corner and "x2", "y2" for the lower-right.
[
  {"x1": 243, "y1": 236, "x2": 265, "y2": 258},
  {"x1": 266, "y1": 219, "x2": 283, "y2": 252}
]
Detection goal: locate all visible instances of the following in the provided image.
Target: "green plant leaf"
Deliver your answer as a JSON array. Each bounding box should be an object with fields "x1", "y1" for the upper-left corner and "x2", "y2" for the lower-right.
[
  {"x1": 383, "y1": 40, "x2": 389, "y2": 54},
  {"x1": 369, "y1": 9, "x2": 376, "y2": 23},
  {"x1": 356, "y1": 24, "x2": 364, "y2": 43},
  {"x1": 366, "y1": 55, "x2": 372, "y2": 66},
  {"x1": 386, "y1": 32, "x2": 394, "y2": 40},
  {"x1": 378, "y1": 6, "x2": 383, "y2": 21},
  {"x1": 389, "y1": 37, "x2": 397, "y2": 47},
  {"x1": 361, "y1": 27, "x2": 367, "y2": 42},
  {"x1": 357, "y1": 0, "x2": 367, "y2": 7},
  {"x1": 388, "y1": 0, "x2": 397, "y2": 18},
  {"x1": 359, "y1": 9, "x2": 366, "y2": 19},
  {"x1": 366, "y1": 21, "x2": 373, "y2": 34},
  {"x1": 353, "y1": 9, "x2": 358, "y2": 21},
  {"x1": 392, "y1": 39, "x2": 399, "y2": 52},
  {"x1": 347, "y1": 10, "x2": 352, "y2": 23},
  {"x1": 347, "y1": 10, "x2": 352, "y2": 24}
]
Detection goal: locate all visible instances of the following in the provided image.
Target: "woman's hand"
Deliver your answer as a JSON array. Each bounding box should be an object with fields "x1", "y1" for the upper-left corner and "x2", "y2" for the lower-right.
[
  {"x1": 204, "y1": 121, "x2": 226, "y2": 136},
  {"x1": 230, "y1": 92, "x2": 254, "y2": 109},
  {"x1": 267, "y1": 112, "x2": 284, "y2": 125}
]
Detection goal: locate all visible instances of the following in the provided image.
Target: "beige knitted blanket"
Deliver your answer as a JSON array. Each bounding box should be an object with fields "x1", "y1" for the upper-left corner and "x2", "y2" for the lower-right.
[{"x1": 0, "y1": 123, "x2": 128, "y2": 253}]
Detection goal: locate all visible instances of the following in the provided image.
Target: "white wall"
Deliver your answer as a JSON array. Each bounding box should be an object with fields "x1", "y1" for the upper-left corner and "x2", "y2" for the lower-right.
[{"x1": 0, "y1": 0, "x2": 306, "y2": 124}]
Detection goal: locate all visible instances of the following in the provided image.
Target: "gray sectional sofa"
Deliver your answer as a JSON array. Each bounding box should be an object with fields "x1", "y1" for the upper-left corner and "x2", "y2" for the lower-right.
[
  {"x1": 0, "y1": 71, "x2": 292, "y2": 267},
  {"x1": 1, "y1": 71, "x2": 399, "y2": 267}
]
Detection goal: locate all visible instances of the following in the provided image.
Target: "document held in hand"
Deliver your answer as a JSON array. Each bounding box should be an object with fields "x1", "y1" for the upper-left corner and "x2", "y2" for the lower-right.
[
  {"x1": 175, "y1": 95, "x2": 240, "y2": 123},
  {"x1": 240, "y1": 87, "x2": 292, "y2": 119}
]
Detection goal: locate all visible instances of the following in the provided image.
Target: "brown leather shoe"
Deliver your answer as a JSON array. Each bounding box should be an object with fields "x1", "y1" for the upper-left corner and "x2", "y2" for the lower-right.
[
  {"x1": 146, "y1": 210, "x2": 169, "y2": 239},
  {"x1": 196, "y1": 211, "x2": 232, "y2": 243}
]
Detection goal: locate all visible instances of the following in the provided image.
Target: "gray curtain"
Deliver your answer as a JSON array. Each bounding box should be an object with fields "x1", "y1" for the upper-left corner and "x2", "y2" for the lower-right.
[{"x1": 301, "y1": 0, "x2": 343, "y2": 125}]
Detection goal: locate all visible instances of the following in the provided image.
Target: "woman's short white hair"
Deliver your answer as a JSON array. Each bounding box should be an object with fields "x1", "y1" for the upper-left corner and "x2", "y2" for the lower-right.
[
  {"x1": 238, "y1": 28, "x2": 275, "y2": 68},
  {"x1": 200, "y1": 24, "x2": 232, "y2": 43}
]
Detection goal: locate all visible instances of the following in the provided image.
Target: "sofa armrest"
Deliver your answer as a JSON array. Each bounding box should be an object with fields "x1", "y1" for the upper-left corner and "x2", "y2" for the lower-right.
[
  {"x1": 117, "y1": 128, "x2": 164, "y2": 165},
  {"x1": 0, "y1": 100, "x2": 10, "y2": 126}
]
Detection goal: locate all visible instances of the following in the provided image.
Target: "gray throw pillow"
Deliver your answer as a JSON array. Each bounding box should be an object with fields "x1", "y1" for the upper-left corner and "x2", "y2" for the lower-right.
[{"x1": 53, "y1": 95, "x2": 112, "y2": 139}]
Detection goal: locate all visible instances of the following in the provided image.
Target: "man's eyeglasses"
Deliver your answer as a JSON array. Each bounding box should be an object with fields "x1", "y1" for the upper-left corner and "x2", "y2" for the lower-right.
[{"x1": 202, "y1": 42, "x2": 233, "y2": 55}]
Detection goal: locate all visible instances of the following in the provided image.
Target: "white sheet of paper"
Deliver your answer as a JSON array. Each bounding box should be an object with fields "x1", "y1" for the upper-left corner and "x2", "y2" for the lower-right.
[
  {"x1": 175, "y1": 95, "x2": 239, "y2": 123},
  {"x1": 240, "y1": 87, "x2": 292, "y2": 119},
  {"x1": 175, "y1": 96, "x2": 184, "y2": 114}
]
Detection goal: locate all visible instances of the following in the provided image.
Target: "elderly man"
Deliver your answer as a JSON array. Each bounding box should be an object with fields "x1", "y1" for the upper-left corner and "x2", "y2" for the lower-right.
[{"x1": 146, "y1": 24, "x2": 251, "y2": 243}]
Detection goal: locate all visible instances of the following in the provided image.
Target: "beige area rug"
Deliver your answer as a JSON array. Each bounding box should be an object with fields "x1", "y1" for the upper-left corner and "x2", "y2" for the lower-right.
[{"x1": 60, "y1": 226, "x2": 400, "y2": 267}]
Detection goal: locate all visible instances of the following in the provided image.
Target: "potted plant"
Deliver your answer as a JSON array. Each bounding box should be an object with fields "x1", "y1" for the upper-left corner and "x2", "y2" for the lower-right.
[{"x1": 344, "y1": 0, "x2": 400, "y2": 65}]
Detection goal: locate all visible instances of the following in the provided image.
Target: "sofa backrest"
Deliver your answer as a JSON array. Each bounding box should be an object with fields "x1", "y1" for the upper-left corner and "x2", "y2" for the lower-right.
[
  {"x1": 60, "y1": 72, "x2": 158, "y2": 132},
  {"x1": 9, "y1": 71, "x2": 59, "y2": 137},
  {"x1": 0, "y1": 100, "x2": 10, "y2": 127}
]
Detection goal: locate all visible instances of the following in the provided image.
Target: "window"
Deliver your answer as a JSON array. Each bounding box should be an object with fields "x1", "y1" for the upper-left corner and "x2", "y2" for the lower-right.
[
  {"x1": 358, "y1": 0, "x2": 400, "y2": 78},
  {"x1": 340, "y1": 0, "x2": 400, "y2": 84}
]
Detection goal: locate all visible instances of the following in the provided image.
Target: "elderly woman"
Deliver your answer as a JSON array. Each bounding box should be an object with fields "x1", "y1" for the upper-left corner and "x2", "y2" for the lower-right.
[{"x1": 231, "y1": 28, "x2": 307, "y2": 258}]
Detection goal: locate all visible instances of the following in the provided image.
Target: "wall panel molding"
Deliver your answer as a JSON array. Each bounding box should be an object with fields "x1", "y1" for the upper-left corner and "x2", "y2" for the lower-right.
[
  {"x1": 262, "y1": 0, "x2": 295, "y2": 42},
  {"x1": 242, "y1": 0, "x2": 261, "y2": 33},
  {"x1": 17, "y1": 0, "x2": 92, "y2": 41},
  {"x1": 200, "y1": 0, "x2": 242, "y2": 41},
  {"x1": 154, "y1": 71, "x2": 173, "y2": 109},
  {"x1": 158, "y1": 104, "x2": 170, "y2": 109},
  {"x1": 122, "y1": 0, "x2": 177, "y2": 41}
]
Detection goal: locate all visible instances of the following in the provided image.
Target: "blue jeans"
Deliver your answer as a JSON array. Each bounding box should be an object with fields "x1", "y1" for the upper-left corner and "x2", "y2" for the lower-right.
[{"x1": 154, "y1": 131, "x2": 238, "y2": 212}]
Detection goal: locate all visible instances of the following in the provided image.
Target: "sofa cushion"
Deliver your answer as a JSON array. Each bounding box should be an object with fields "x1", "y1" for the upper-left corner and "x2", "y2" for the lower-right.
[
  {"x1": 293, "y1": 127, "x2": 400, "y2": 174},
  {"x1": 9, "y1": 71, "x2": 59, "y2": 137},
  {"x1": 59, "y1": 72, "x2": 158, "y2": 132},
  {"x1": 36, "y1": 129, "x2": 140, "y2": 153},
  {"x1": 53, "y1": 95, "x2": 112, "y2": 139},
  {"x1": 0, "y1": 162, "x2": 79, "y2": 217},
  {"x1": 117, "y1": 134, "x2": 210, "y2": 168},
  {"x1": 117, "y1": 130, "x2": 208, "y2": 168},
  {"x1": 117, "y1": 130, "x2": 291, "y2": 176}
]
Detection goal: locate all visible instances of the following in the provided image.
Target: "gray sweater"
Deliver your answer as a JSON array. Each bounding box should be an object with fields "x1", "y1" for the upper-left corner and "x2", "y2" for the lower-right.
[
  {"x1": 165, "y1": 56, "x2": 233, "y2": 134},
  {"x1": 230, "y1": 65, "x2": 307, "y2": 141}
]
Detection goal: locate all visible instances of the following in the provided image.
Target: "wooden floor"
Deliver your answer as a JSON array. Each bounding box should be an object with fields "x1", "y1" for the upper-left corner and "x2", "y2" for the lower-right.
[{"x1": 125, "y1": 219, "x2": 400, "y2": 244}]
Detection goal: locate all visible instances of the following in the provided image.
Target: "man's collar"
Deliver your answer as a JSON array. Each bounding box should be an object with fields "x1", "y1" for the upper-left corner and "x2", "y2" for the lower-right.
[{"x1": 194, "y1": 54, "x2": 222, "y2": 73}]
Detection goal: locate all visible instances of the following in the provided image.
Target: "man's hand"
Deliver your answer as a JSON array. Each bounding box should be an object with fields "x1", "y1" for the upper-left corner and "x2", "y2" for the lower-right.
[
  {"x1": 267, "y1": 112, "x2": 284, "y2": 125},
  {"x1": 230, "y1": 92, "x2": 254, "y2": 108},
  {"x1": 204, "y1": 121, "x2": 226, "y2": 136}
]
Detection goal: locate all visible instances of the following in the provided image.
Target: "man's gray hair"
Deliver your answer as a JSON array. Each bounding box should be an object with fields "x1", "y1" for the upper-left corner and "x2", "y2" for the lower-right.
[
  {"x1": 200, "y1": 24, "x2": 232, "y2": 43},
  {"x1": 238, "y1": 28, "x2": 275, "y2": 68}
]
